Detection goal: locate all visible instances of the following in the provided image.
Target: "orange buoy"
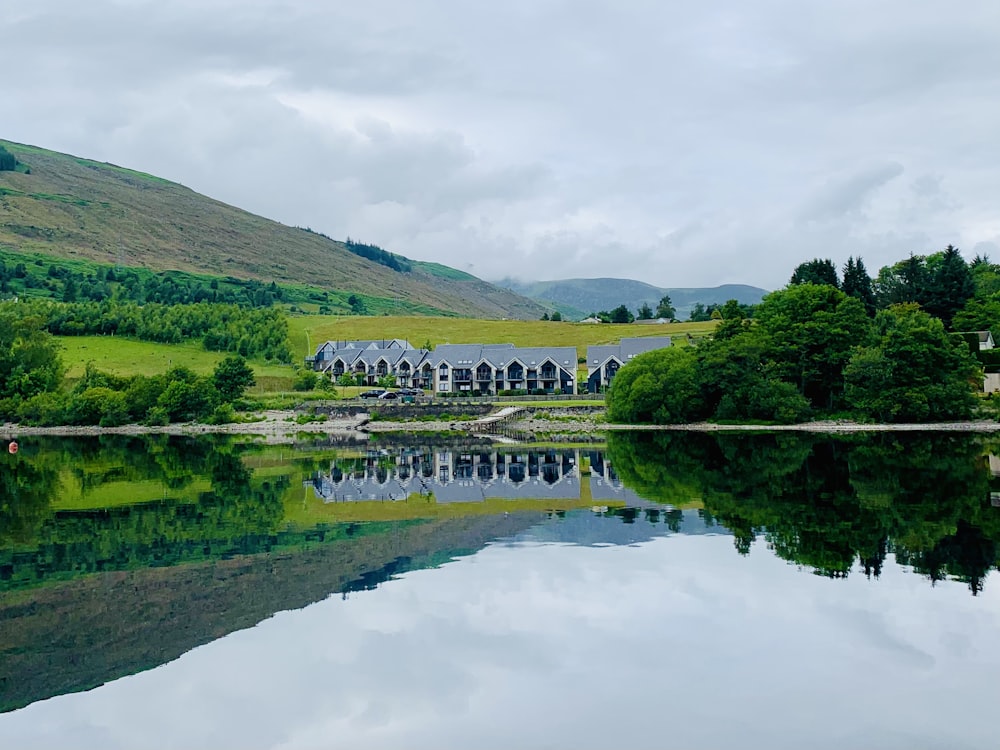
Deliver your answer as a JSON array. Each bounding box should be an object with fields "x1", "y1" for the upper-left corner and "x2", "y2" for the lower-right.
[{"x1": 7, "y1": 441, "x2": 17, "y2": 455}]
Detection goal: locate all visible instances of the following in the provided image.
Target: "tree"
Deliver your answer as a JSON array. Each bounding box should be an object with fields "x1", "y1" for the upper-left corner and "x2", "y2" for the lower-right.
[
  {"x1": 0, "y1": 308, "x2": 64, "y2": 401},
  {"x1": 212, "y1": 355, "x2": 255, "y2": 403},
  {"x1": 550, "y1": 311, "x2": 562, "y2": 322},
  {"x1": 540, "y1": 312, "x2": 550, "y2": 321},
  {"x1": 842, "y1": 256, "x2": 876, "y2": 316},
  {"x1": 790, "y1": 259, "x2": 839, "y2": 288},
  {"x1": 753, "y1": 284, "x2": 872, "y2": 410},
  {"x1": 923, "y1": 245, "x2": 974, "y2": 329},
  {"x1": 637, "y1": 302, "x2": 654, "y2": 320},
  {"x1": 606, "y1": 347, "x2": 704, "y2": 424},
  {"x1": 845, "y1": 304, "x2": 979, "y2": 422},
  {"x1": 655, "y1": 295, "x2": 676, "y2": 320},
  {"x1": 874, "y1": 254, "x2": 930, "y2": 308},
  {"x1": 609, "y1": 304, "x2": 634, "y2": 324}
]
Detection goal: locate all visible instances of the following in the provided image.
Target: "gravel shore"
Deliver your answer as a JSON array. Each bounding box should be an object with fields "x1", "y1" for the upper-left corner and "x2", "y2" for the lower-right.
[{"x1": 5, "y1": 411, "x2": 1000, "y2": 440}]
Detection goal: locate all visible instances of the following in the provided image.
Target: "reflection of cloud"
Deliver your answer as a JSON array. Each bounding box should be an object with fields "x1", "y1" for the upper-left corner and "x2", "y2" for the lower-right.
[{"x1": 2, "y1": 538, "x2": 998, "y2": 749}]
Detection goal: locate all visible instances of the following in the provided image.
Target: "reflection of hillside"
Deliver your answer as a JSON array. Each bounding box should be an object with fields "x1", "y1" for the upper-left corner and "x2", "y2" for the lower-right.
[{"x1": 0, "y1": 513, "x2": 538, "y2": 714}]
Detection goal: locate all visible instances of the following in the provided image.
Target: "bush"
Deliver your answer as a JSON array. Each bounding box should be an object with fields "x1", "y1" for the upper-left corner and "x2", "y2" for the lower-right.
[
  {"x1": 16, "y1": 392, "x2": 70, "y2": 426},
  {"x1": 207, "y1": 403, "x2": 237, "y2": 424},
  {"x1": 292, "y1": 370, "x2": 320, "y2": 391},
  {"x1": 144, "y1": 406, "x2": 170, "y2": 426}
]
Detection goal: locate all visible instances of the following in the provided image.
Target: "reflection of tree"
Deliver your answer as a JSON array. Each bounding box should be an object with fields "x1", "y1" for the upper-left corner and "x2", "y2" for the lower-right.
[
  {"x1": 606, "y1": 431, "x2": 1000, "y2": 593},
  {"x1": 0, "y1": 436, "x2": 287, "y2": 590},
  {"x1": 0, "y1": 446, "x2": 61, "y2": 545}
]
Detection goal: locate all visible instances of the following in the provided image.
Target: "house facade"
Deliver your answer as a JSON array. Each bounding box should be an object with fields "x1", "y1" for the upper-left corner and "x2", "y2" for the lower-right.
[
  {"x1": 308, "y1": 340, "x2": 576, "y2": 394},
  {"x1": 586, "y1": 336, "x2": 673, "y2": 393}
]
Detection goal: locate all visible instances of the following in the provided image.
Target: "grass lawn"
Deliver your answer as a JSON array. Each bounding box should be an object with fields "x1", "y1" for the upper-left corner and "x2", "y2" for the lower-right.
[
  {"x1": 57, "y1": 336, "x2": 296, "y2": 391},
  {"x1": 288, "y1": 315, "x2": 717, "y2": 360}
]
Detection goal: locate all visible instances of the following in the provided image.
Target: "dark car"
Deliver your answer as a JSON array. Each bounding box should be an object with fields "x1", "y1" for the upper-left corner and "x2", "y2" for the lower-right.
[
  {"x1": 397, "y1": 387, "x2": 422, "y2": 396},
  {"x1": 359, "y1": 389, "x2": 386, "y2": 399}
]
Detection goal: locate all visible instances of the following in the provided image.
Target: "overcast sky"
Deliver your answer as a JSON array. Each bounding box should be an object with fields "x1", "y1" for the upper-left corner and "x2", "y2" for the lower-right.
[{"x1": 4, "y1": 1, "x2": 1000, "y2": 289}]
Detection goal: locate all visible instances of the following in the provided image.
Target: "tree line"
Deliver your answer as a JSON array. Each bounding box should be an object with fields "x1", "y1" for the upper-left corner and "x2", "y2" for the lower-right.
[
  {"x1": 5, "y1": 298, "x2": 293, "y2": 361},
  {"x1": 0, "y1": 256, "x2": 286, "y2": 308},
  {"x1": 607, "y1": 247, "x2": 987, "y2": 424}
]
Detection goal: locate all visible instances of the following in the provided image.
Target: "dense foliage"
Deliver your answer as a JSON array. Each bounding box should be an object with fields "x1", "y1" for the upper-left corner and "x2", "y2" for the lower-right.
[
  {"x1": 0, "y1": 308, "x2": 64, "y2": 401},
  {"x1": 2, "y1": 356, "x2": 256, "y2": 427},
  {"x1": 2, "y1": 298, "x2": 292, "y2": 361},
  {"x1": 0, "y1": 254, "x2": 285, "y2": 308},
  {"x1": 344, "y1": 237, "x2": 413, "y2": 272},
  {"x1": 0, "y1": 313, "x2": 257, "y2": 426},
  {"x1": 608, "y1": 269, "x2": 981, "y2": 424}
]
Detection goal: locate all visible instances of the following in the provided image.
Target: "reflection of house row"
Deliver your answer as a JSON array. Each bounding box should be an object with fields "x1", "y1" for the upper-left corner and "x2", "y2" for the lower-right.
[
  {"x1": 309, "y1": 449, "x2": 582, "y2": 504},
  {"x1": 308, "y1": 448, "x2": 673, "y2": 508}
]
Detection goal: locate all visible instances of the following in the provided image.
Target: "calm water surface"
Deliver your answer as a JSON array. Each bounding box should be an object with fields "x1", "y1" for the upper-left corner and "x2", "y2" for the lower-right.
[{"x1": 1, "y1": 431, "x2": 999, "y2": 749}]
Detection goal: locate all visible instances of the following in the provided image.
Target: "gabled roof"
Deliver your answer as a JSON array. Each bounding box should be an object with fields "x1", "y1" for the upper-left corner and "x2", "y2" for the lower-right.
[
  {"x1": 587, "y1": 337, "x2": 672, "y2": 373},
  {"x1": 314, "y1": 338, "x2": 414, "y2": 355}
]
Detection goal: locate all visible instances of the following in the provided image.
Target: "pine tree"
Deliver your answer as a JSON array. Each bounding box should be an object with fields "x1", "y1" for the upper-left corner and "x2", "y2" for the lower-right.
[{"x1": 841, "y1": 256, "x2": 876, "y2": 316}]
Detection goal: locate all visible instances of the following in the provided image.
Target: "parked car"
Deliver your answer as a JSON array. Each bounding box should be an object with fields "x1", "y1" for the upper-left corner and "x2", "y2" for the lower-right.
[
  {"x1": 359, "y1": 389, "x2": 386, "y2": 399},
  {"x1": 378, "y1": 391, "x2": 398, "y2": 400},
  {"x1": 397, "y1": 387, "x2": 422, "y2": 396}
]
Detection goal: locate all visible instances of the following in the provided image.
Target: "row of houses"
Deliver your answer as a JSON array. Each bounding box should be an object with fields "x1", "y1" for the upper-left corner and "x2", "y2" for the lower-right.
[{"x1": 306, "y1": 336, "x2": 673, "y2": 394}]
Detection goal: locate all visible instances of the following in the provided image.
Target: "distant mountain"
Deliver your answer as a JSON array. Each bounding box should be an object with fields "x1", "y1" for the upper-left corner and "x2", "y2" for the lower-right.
[
  {"x1": 0, "y1": 139, "x2": 545, "y2": 319},
  {"x1": 496, "y1": 277, "x2": 769, "y2": 320}
]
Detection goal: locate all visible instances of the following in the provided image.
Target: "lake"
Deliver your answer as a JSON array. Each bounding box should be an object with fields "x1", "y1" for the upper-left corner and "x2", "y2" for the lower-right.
[{"x1": 1, "y1": 431, "x2": 999, "y2": 749}]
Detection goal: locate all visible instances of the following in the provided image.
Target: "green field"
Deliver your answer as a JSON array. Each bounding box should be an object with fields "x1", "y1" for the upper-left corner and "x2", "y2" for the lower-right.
[
  {"x1": 57, "y1": 336, "x2": 296, "y2": 391},
  {"x1": 289, "y1": 315, "x2": 717, "y2": 361}
]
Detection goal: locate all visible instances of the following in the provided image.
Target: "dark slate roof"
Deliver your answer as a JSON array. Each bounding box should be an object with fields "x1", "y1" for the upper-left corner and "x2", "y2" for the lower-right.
[{"x1": 587, "y1": 336, "x2": 672, "y2": 373}]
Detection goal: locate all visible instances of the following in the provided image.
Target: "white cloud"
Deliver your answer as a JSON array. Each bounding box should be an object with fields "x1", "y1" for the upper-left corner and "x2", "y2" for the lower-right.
[{"x1": 3, "y1": 0, "x2": 1000, "y2": 289}]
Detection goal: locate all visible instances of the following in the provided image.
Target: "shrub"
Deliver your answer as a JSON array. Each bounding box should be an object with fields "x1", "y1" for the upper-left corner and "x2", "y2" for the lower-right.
[{"x1": 292, "y1": 370, "x2": 320, "y2": 391}]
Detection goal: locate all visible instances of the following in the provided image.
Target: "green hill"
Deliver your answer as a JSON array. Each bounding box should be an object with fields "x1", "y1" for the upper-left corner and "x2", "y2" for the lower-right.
[
  {"x1": 0, "y1": 139, "x2": 544, "y2": 319},
  {"x1": 497, "y1": 277, "x2": 769, "y2": 320}
]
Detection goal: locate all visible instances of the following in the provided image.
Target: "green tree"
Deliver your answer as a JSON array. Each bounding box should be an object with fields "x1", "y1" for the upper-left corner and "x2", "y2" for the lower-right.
[
  {"x1": 606, "y1": 347, "x2": 704, "y2": 424},
  {"x1": 874, "y1": 254, "x2": 929, "y2": 308},
  {"x1": 550, "y1": 311, "x2": 562, "y2": 321},
  {"x1": 790, "y1": 259, "x2": 839, "y2": 288},
  {"x1": 655, "y1": 295, "x2": 676, "y2": 319},
  {"x1": 609, "y1": 304, "x2": 634, "y2": 324},
  {"x1": 842, "y1": 256, "x2": 876, "y2": 316},
  {"x1": 924, "y1": 245, "x2": 974, "y2": 328},
  {"x1": 754, "y1": 284, "x2": 872, "y2": 410},
  {"x1": 845, "y1": 304, "x2": 979, "y2": 422},
  {"x1": 212, "y1": 355, "x2": 256, "y2": 403},
  {"x1": 0, "y1": 309, "x2": 64, "y2": 401},
  {"x1": 637, "y1": 302, "x2": 654, "y2": 320}
]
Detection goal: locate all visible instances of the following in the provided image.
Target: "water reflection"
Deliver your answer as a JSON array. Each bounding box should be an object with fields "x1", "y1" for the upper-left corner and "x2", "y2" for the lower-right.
[
  {"x1": 607, "y1": 431, "x2": 1000, "y2": 592},
  {"x1": 1, "y1": 430, "x2": 999, "y2": 724}
]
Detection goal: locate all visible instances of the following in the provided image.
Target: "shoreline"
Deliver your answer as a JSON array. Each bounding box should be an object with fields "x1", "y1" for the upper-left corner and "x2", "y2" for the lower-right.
[{"x1": 5, "y1": 411, "x2": 1000, "y2": 439}]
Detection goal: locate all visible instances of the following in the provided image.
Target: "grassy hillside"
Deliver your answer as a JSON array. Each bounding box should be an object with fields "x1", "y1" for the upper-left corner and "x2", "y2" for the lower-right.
[
  {"x1": 498, "y1": 277, "x2": 768, "y2": 320},
  {"x1": 56, "y1": 336, "x2": 296, "y2": 392},
  {"x1": 0, "y1": 139, "x2": 544, "y2": 319},
  {"x1": 289, "y1": 314, "x2": 717, "y2": 361}
]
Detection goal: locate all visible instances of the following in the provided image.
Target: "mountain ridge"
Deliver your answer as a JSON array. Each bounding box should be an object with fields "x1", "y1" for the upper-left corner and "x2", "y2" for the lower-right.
[
  {"x1": 496, "y1": 277, "x2": 769, "y2": 320},
  {"x1": 0, "y1": 139, "x2": 544, "y2": 319}
]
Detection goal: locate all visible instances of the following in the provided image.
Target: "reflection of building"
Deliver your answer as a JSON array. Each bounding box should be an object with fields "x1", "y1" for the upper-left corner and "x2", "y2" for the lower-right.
[
  {"x1": 308, "y1": 448, "x2": 582, "y2": 503},
  {"x1": 308, "y1": 447, "x2": 679, "y2": 510},
  {"x1": 586, "y1": 450, "x2": 655, "y2": 506}
]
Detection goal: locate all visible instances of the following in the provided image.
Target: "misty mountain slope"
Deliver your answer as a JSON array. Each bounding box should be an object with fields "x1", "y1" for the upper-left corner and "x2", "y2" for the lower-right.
[{"x1": 0, "y1": 140, "x2": 544, "y2": 319}]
